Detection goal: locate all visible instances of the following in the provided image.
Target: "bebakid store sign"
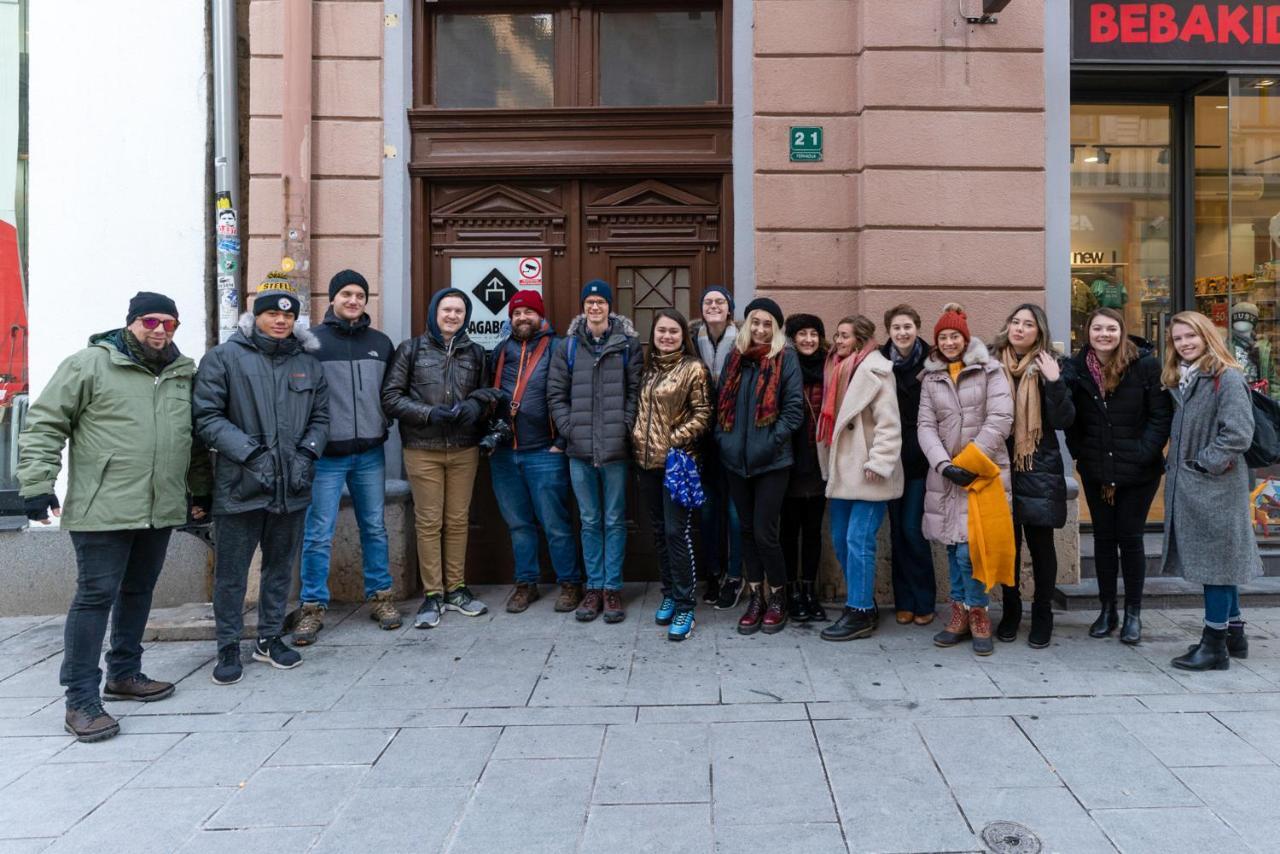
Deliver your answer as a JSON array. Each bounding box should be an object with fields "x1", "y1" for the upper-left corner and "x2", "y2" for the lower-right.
[{"x1": 1073, "y1": 1, "x2": 1280, "y2": 63}]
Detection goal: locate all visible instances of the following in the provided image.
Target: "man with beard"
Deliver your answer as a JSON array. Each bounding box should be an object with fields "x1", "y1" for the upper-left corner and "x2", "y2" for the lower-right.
[{"x1": 489, "y1": 290, "x2": 583, "y2": 613}]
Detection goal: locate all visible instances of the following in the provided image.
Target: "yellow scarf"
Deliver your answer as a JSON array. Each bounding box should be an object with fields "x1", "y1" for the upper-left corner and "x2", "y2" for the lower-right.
[
  {"x1": 953, "y1": 442, "x2": 1015, "y2": 592},
  {"x1": 999, "y1": 347, "x2": 1043, "y2": 471}
]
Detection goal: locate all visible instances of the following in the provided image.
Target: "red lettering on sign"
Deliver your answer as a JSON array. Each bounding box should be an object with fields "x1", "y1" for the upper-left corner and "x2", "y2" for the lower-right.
[
  {"x1": 1150, "y1": 3, "x2": 1179, "y2": 41},
  {"x1": 1120, "y1": 3, "x2": 1149, "y2": 40},
  {"x1": 1255, "y1": 4, "x2": 1267, "y2": 42},
  {"x1": 1270, "y1": 6, "x2": 1280, "y2": 41},
  {"x1": 1092, "y1": 3, "x2": 1120, "y2": 41},
  {"x1": 1180, "y1": 4, "x2": 1215, "y2": 41},
  {"x1": 1218, "y1": 5, "x2": 1251, "y2": 42}
]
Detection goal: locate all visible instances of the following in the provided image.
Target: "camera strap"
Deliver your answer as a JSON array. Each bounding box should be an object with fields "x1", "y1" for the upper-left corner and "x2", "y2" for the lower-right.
[{"x1": 495, "y1": 335, "x2": 551, "y2": 417}]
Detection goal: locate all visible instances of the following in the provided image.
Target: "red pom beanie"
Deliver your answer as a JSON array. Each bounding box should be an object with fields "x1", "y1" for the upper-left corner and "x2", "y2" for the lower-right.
[{"x1": 933, "y1": 305, "x2": 970, "y2": 345}]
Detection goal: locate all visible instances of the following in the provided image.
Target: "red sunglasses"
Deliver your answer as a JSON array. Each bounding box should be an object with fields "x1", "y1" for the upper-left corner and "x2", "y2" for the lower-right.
[{"x1": 139, "y1": 317, "x2": 180, "y2": 332}]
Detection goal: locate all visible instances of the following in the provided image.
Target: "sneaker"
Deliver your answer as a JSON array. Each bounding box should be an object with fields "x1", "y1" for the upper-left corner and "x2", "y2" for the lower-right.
[
  {"x1": 668, "y1": 610, "x2": 696, "y2": 642},
  {"x1": 654, "y1": 596, "x2": 677, "y2": 626},
  {"x1": 292, "y1": 602, "x2": 325, "y2": 646},
  {"x1": 445, "y1": 586, "x2": 489, "y2": 617},
  {"x1": 369, "y1": 590, "x2": 402, "y2": 630},
  {"x1": 253, "y1": 636, "x2": 302, "y2": 670},
  {"x1": 64, "y1": 701, "x2": 120, "y2": 743},
  {"x1": 603, "y1": 590, "x2": 626, "y2": 624},
  {"x1": 414, "y1": 594, "x2": 443, "y2": 629},
  {"x1": 701, "y1": 574, "x2": 720, "y2": 605},
  {"x1": 211, "y1": 644, "x2": 243, "y2": 685},
  {"x1": 103, "y1": 673, "x2": 175, "y2": 703},
  {"x1": 576, "y1": 589, "x2": 603, "y2": 622},
  {"x1": 715, "y1": 576, "x2": 744, "y2": 611},
  {"x1": 506, "y1": 583, "x2": 540, "y2": 614},
  {"x1": 554, "y1": 583, "x2": 584, "y2": 612}
]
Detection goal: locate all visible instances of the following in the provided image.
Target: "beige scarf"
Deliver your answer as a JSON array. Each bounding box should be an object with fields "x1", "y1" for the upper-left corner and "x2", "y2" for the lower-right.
[{"x1": 999, "y1": 347, "x2": 1043, "y2": 471}]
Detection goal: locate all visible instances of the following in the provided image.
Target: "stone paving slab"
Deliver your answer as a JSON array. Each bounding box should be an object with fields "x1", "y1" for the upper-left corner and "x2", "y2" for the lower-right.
[{"x1": 3, "y1": 592, "x2": 1280, "y2": 852}]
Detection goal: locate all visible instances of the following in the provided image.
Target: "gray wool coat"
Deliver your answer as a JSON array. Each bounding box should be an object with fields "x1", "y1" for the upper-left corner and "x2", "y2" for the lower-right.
[
  {"x1": 1161, "y1": 367, "x2": 1263, "y2": 585},
  {"x1": 917, "y1": 339, "x2": 1014, "y2": 545}
]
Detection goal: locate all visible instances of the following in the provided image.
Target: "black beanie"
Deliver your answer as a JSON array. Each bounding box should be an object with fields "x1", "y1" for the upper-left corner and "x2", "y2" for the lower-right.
[
  {"x1": 329, "y1": 269, "x2": 369, "y2": 302},
  {"x1": 785, "y1": 313, "x2": 825, "y2": 341},
  {"x1": 127, "y1": 292, "x2": 179, "y2": 324},
  {"x1": 743, "y1": 297, "x2": 784, "y2": 327}
]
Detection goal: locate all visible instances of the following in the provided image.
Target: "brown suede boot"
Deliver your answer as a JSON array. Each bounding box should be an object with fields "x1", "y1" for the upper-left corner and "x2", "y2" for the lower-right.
[
  {"x1": 969, "y1": 605, "x2": 994, "y2": 656},
  {"x1": 506, "y1": 583, "x2": 540, "y2": 614},
  {"x1": 933, "y1": 602, "x2": 971, "y2": 647},
  {"x1": 554, "y1": 583, "x2": 584, "y2": 613}
]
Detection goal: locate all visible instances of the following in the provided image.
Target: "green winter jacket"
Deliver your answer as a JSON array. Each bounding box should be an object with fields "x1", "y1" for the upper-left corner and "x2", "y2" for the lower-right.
[{"x1": 17, "y1": 331, "x2": 212, "y2": 531}]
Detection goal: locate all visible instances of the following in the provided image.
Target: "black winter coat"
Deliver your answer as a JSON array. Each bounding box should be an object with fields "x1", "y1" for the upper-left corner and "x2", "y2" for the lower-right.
[
  {"x1": 193, "y1": 314, "x2": 329, "y2": 516},
  {"x1": 1065, "y1": 341, "x2": 1172, "y2": 488},
  {"x1": 311, "y1": 308, "x2": 394, "y2": 458},
  {"x1": 1004, "y1": 355, "x2": 1075, "y2": 529},
  {"x1": 882, "y1": 338, "x2": 929, "y2": 480},
  {"x1": 381, "y1": 330, "x2": 490, "y2": 450},
  {"x1": 546, "y1": 313, "x2": 644, "y2": 466},
  {"x1": 715, "y1": 347, "x2": 805, "y2": 479}
]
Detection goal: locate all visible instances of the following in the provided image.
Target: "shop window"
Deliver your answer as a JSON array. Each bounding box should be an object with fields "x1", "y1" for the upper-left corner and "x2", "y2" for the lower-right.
[
  {"x1": 599, "y1": 12, "x2": 718, "y2": 107},
  {"x1": 435, "y1": 13, "x2": 555, "y2": 108}
]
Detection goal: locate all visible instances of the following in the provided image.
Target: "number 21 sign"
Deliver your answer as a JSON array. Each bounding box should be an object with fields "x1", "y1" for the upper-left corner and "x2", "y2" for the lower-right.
[{"x1": 790, "y1": 126, "x2": 823, "y2": 162}]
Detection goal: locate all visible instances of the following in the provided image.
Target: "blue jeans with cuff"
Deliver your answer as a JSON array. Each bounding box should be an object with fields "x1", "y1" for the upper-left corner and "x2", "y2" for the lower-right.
[
  {"x1": 829, "y1": 498, "x2": 888, "y2": 610},
  {"x1": 1203, "y1": 584, "x2": 1242, "y2": 630},
  {"x1": 490, "y1": 447, "x2": 582, "y2": 584},
  {"x1": 300, "y1": 447, "x2": 391, "y2": 606}
]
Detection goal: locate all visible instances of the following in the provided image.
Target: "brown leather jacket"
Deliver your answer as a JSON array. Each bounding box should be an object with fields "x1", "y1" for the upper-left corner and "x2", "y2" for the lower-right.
[{"x1": 631, "y1": 352, "x2": 712, "y2": 470}]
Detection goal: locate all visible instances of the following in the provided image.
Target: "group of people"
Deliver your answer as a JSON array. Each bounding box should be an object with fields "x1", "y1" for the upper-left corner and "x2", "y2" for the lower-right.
[{"x1": 18, "y1": 271, "x2": 1261, "y2": 744}]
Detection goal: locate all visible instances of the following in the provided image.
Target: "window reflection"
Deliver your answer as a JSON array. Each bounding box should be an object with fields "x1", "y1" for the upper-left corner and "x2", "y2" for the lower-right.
[{"x1": 436, "y1": 14, "x2": 554, "y2": 109}]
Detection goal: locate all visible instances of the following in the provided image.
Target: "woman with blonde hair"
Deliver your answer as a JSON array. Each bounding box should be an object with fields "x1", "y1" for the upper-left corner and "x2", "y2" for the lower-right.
[
  {"x1": 1163, "y1": 311, "x2": 1261, "y2": 670},
  {"x1": 716, "y1": 298, "x2": 805, "y2": 634}
]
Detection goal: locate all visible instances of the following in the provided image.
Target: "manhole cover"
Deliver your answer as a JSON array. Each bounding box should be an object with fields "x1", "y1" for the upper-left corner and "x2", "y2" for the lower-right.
[{"x1": 981, "y1": 821, "x2": 1042, "y2": 854}]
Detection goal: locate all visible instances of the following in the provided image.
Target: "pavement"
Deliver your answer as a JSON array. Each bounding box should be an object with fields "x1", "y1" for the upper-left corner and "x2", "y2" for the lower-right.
[{"x1": 3, "y1": 585, "x2": 1280, "y2": 854}]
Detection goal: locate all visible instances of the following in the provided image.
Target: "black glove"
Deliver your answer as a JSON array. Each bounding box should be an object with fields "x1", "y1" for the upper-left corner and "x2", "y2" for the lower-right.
[
  {"x1": 468, "y1": 387, "x2": 507, "y2": 408},
  {"x1": 428, "y1": 405, "x2": 459, "y2": 426},
  {"x1": 189, "y1": 494, "x2": 212, "y2": 521},
  {"x1": 288, "y1": 453, "x2": 315, "y2": 493},
  {"x1": 24, "y1": 494, "x2": 59, "y2": 522},
  {"x1": 453, "y1": 398, "x2": 485, "y2": 428},
  {"x1": 941, "y1": 464, "x2": 978, "y2": 487}
]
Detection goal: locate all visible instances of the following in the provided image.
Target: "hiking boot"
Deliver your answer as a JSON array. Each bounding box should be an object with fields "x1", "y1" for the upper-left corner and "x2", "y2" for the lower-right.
[
  {"x1": 506, "y1": 583, "x2": 540, "y2": 614},
  {"x1": 738, "y1": 586, "x2": 765, "y2": 635},
  {"x1": 996, "y1": 588, "x2": 1021, "y2": 642},
  {"x1": 654, "y1": 596, "x2": 677, "y2": 626},
  {"x1": 369, "y1": 590, "x2": 402, "y2": 630},
  {"x1": 970, "y1": 606, "x2": 994, "y2": 656},
  {"x1": 821, "y1": 607, "x2": 876, "y2": 641},
  {"x1": 292, "y1": 602, "x2": 325, "y2": 646},
  {"x1": 211, "y1": 644, "x2": 243, "y2": 685},
  {"x1": 1172, "y1": 626, "x2": 1230, "y2": 671},
  {"x1": 603, "y1": 590, "x2": 626, "y2": 624},
  {"x1": 445, "y1": 586, "x2": 488, "y2": 617},
  {"x1": 1089, "y1": 600, "x2": 1119, "y2": 638},
  {"x1": 576, "y1": 589, "x2": 603, "y2": 622},
  {"x1": 761, "y1": 586, "x2": 789, "y2": 634},
  {"x1": 668, "y1": 609, "x2": 696, "y2": 642},
  {"x1": 933, "y1": 602, "x2": 971, "y2": 647},
  {"x1": 554, "y1": 583, "x2": 584, "y2": 613},
  {"x1": 1027, "y1": 603, "x2": 1053, "y2": 649},
  {"x1": 253, "y1": 636, "x2": 302, "y2": 670},
  {"x1": 103, "y1": 673, "x2": 175, "y2": 703},
  {"x1": 414, "y1": 594, "x2": 443, "y2": 629},
  {"x1": 715, "y1": 576, "x2": 744, "y2": 611},
  {"x1": 1120, "y1": 606, "x2": 1141, "y2": 645},
  {"x1": 64, "y1": 701, "x2": 120, "y2": 743},
  {"x1": 702, "y1": 574, "x2": 721, "y2": 605}
]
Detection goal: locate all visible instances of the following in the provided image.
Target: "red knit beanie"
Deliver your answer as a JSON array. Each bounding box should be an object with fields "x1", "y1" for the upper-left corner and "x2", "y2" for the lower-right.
[
  {"x1": 508, "y1": 289, "x2": 545, "y2": 317},
  {"x1": 933, "y1": 305, "x2": 970, "y2": 345}
]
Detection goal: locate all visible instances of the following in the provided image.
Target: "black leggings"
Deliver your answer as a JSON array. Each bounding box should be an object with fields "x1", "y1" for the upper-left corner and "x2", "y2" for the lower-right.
[
  {"x1": 781, "y1": 494, "x2": 826, "y2": 585},
  {"x1": 1010, "y1": 524, "x2": 1057, "y2": 608},
  {"x1": 727, "y1": 469, "x2": 790, "y2": 588},
  {"x1": 1081, "y1": 476, "x2": 1160, "y2": 609},
  {"x1": 637, "y1": 467, "x2": 698, "y2": 611}
]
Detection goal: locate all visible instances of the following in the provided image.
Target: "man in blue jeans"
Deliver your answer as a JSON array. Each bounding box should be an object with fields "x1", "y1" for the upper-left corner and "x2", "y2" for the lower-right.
[
  {"x1": 294, "y1": 270, "x2": 400, "y2": 643},
  {"x1": 547, "y1": 280, "x2": 643, "y2": 624},
  {"x1": 488, "y1": 289, "x2": 583, "y2": 614}
]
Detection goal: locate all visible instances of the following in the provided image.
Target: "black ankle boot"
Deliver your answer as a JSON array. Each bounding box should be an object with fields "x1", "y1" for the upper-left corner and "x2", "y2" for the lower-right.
[
  {"x1": 802, "y1": 581, "x2": 828, "y2": 622},
  {"x1": 1227, "y1": 621, "x2": 1249, "y2": 659},
  {"x1": 1172, "y1": 626, "x2": 1230, "y2": 671},
  {"x1": 789, "y1": 583, "x2": 813, "y2": 622},
  {"x1": 1089, "y1": 600, "x2": 1119, "y2": 638},
  {"x1": 1120, "y1": 606, "x2": 1141, "y2": 645},
  {"x1": 820, "y1": 607, "x2": 876, "y2": 641},
  {"x1": 1027, "y1": 602, "x2": 1053, "y2": 649},
  {"x1": 996, "y1": 587, "x2": 1021, "y2": 642}
]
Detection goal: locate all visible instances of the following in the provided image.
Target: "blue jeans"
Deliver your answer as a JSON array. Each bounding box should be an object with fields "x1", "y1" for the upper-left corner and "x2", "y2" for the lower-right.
[
  {"x1": 947, "y1": 543, "x2": 988, "y2": 608},
  {"x1": 569, "y1": 458, "x2": 629, "y2": 591},
  {"x1": 829, "y1": 499, "x2": 888, "y2": 609},
  {"x1": 888, "y1": 478, "x2": 936, "y2": 614},
  {"x1": 300, "y1": 447, "x2": 391, "y2": 606},
  {"x1": 699, "y1": 453, "x2": 743, "y2": 579},
  {"x1": 490, "y1": 447, "x2": 582, "y2": 584},
  {"x1": 1204, "y1": 584, "x2": 1243, "y2": 629}
]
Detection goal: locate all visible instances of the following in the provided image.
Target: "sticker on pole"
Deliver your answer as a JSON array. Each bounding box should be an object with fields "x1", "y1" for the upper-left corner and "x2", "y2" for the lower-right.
[
  {"x1": 452, "y1": 257, "x2": 543, "y2": 350},
  {"x1": 518, "y1": 257, "x2": 543, "y2": 286}
]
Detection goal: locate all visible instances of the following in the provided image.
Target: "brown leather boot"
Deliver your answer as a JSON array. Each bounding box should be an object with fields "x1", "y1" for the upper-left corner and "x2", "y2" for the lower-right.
[
  {"x1": 554, "y1": 583, "x2": 584, "y2": 613},
  {"x1": 602, "y1": 590, "x2": 626, "y2": 624},
  {"x1": 969, "y1": 605, "x2": 994, "y2": 656},
  {"x1": 64, "y1": 702, "x2": 120, "y2": 743},
  {"x1": 933, "y1": 602, "x2": 971, "y2": 647},
  {"x1": 575, "y1": 589, "x2": 603, "y2": 622},
  {"x1": 506, "y1": 583, "x2": 540, "y2": 614},
  {"x1": 103, "y1": 673, "x2": 175, "y2": 703}
]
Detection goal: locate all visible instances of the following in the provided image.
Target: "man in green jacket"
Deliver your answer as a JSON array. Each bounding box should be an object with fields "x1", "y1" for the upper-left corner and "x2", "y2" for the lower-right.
[{"x1": 18, "y1": 292, "x2": 211, "y2": 743}]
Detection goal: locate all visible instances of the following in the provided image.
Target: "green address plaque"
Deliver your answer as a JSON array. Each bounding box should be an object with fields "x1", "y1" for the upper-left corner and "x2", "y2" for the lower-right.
[{"x1": 789, "y1": 126, "x2": 823, "y2": 162}]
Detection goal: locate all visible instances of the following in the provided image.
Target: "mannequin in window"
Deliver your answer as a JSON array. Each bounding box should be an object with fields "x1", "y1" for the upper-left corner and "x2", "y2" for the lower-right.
[
  {"x1": 1230, "y1": 302, "x2": 1274, "y2": 393},
  {"x1": 1090, "y1": 273, "x2": 1127, "y2": 311}
]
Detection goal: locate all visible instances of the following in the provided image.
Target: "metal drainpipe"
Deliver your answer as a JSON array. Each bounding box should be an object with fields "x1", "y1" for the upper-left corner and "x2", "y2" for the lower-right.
[
  {"x1": 212, "y1": 0, "x2": 241, "y2": 343},
  {"x1": 280, "y1": 0, "x2": 313, "y2": 326}
]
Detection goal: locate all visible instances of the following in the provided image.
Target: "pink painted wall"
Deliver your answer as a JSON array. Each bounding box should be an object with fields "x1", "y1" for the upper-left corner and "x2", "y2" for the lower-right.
[
  {"x1": 753, "y1": 0, "x2": 1046, "y2": 343},
  {"x1": 246, "y1": 0, "x2": 384, "y2": 325}
]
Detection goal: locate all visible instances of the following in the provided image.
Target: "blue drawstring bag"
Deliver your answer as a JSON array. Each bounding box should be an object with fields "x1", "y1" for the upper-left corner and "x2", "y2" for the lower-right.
[{"x1": 664, "y1": 448, "x2": 706, "y2": 509}]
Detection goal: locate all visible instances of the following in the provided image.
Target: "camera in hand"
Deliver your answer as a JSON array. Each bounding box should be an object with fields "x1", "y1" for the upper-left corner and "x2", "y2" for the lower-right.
[{"x1": 478, "y1": 418, "x2": 514, "y2": 456}]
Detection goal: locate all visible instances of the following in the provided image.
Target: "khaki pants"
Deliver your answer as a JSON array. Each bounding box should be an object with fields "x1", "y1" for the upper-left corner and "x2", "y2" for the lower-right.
[{"x1": 403, "y1": 446, "x2": 479, "y2": 597}]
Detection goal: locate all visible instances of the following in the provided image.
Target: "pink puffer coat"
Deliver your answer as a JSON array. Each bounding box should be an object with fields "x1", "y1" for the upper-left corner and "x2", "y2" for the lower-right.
[{"x1": 917, "y1": 339, "x2": 1014, "y2": 545}]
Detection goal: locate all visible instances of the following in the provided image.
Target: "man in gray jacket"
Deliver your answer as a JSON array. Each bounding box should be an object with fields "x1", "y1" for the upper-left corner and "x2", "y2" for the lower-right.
[
  {"x1": 193, "y1": 274, "x2": 329, "y2": 685},
  {"x1": 547, "y1": 280, "x2": 643, "y2": 623}
]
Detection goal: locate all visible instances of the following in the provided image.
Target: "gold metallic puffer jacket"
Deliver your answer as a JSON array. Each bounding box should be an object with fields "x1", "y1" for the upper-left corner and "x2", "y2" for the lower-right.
[{"x1": 631, "y1": 351, "x2": 713, "y2": 470}]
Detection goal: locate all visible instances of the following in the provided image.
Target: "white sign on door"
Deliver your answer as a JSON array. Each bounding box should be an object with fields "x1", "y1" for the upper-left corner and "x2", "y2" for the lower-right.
[{"x1": 450, "y1": 257, "x2": 544, "y2": 350}]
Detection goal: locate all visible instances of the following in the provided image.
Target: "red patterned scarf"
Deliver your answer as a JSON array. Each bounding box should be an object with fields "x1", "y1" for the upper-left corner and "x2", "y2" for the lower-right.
[{"x1": 717, "y1": 345, "x2": 783, "y2": 432}]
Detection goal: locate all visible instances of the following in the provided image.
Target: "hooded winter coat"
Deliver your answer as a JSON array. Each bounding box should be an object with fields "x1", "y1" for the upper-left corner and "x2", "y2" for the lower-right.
[
  {"x1": 311, "y1": 307, "x2": 394, "y2": 458},
  {"x1": 715, "y1": 346, "x2": 806, "y2": 479},
  {"x1": 192, "y1": 313, "x2": 329, "y2": 516},
  {"x1": 1065, "y1": 338, "x2": 1172, "y2": 488},
  {"x1": 819, "y1": 349, "x2": 905, "y2": 502},
  {"x1": 381, "y1": 288, "x2": 492, "y2": 451},
  {"x1": 546, "y1": 313, "x2": 644, "y2": 466},
  {"x1": 631, "y1": 352, "x2": 712, "y2": 471},
  {"x1": 1161, "y1": 367, "x2": 1262, "y2": 585},
  {"x1": 993, "y1": 348, "x2": 1075, "y2": 529},
  {"x1": 917, "y1": 339, "x2": 1014, "y2": 545},
  {"x1": 881, "y1": 338, "x2": 930, "y2": 480}
]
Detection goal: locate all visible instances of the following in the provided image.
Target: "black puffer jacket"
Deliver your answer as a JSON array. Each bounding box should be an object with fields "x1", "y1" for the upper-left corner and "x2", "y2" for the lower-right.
[
  {"x1": 546, "y1": 313, "x2": 644, "y2": 466},
  {"x1": 381, "y1": 289, "x2": 493, "y2": 451},
  {"x1": 193, "y1": 313, "x2": 329, "y2": 515},
  {"x1": 1065, "y1": 339, "x2": 1172, "y2": 487},
  {"x1": 882, "y1": 338, "x2": 929, "y2": 480},
  {"x1": 1002, "y1": 353, "x2": 1075, "y2": 529},
  {"x1": 716, "y1": 346, "x2": 805, "y2": 479}
]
